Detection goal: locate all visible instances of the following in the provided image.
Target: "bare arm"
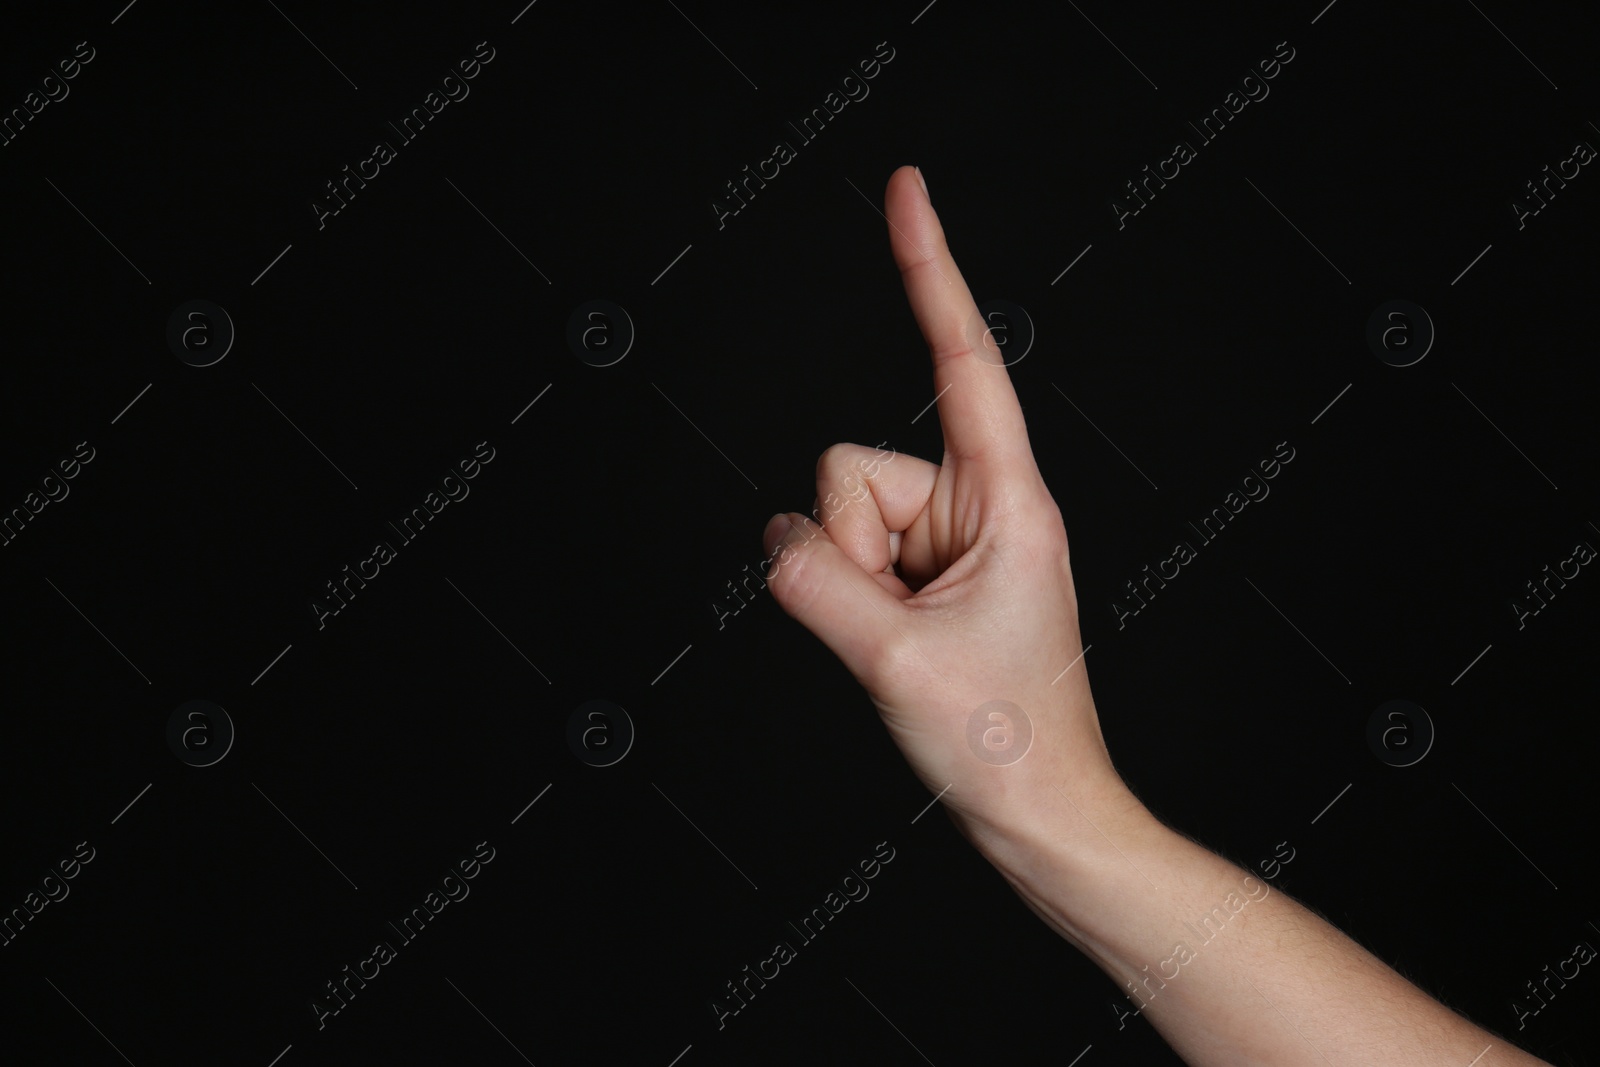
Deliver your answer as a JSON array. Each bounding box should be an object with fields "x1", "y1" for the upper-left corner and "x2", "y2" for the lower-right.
[{"x1": 961, "y1": 773, "x2": 1546, "y2": 1066}]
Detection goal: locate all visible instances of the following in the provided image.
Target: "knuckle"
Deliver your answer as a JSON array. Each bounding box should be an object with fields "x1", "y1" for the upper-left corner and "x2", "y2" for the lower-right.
[
  {"x1": 871, "y1": 627, "x2": 928, "y2": 691},
  {"x1": 1039, "y1": 496, "x2": 1069, "y2": 551},
  {"x1": 816, "y1": 444, "x2": 876, "y2": 516},
  {"x1": 897, "y1": 249, "x2": 945, "y2": 282},
  {"x1": 926, "y1": 339, "x2": 977, "y2": 367},
  {"x1": 1030, "y1": 504, "x2": 1071, "y2": 566},
  {"x1": 816, "y1": 442, "x2": 859, "y2": 483}
]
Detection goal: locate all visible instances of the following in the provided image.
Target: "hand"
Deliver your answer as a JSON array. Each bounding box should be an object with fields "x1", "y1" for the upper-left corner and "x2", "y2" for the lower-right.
[
  {"x1": 762, "y1": 165, "x2": 1130, "y2": 838},
  {"x1": 763, "y1": 168, "x2": 1553, "y2": 1067}
]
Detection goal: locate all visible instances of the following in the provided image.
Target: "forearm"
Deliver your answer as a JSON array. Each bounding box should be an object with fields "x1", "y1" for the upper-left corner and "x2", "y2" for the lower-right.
[{"x1": 955, "y1": 779, "x2": 1547, "y2": 1066}]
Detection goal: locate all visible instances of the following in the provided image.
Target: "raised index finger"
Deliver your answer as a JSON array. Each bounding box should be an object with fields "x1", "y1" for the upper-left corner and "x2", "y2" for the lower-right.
[{"x1": 885, "y1": 165, "x2": 1031, "y2": 465}]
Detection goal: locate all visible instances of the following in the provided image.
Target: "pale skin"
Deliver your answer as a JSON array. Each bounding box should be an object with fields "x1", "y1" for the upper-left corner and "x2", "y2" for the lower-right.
[{"x1": 759, "y1": 165, "x2": 1549, "y2": 1066}]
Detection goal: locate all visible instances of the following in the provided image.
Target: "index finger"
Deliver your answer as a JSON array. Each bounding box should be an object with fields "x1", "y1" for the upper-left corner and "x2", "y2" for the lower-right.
[{"x1": 885, "y1": 165, "x2": 1031, "y2": 465}]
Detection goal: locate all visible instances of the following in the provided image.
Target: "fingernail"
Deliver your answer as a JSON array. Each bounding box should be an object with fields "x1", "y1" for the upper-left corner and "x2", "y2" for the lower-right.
[
  {"x1": 763, "y1": 513, "x2": 789, "y2": 558},
  {"x1": 915, "y1": 166, "x2": 929, "y2": 203}
]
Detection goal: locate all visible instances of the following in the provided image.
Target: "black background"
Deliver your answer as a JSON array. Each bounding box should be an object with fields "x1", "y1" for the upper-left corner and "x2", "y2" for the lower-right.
[{"x1": 1, "y1": 1, "x2": 1596, "y2": 1064}]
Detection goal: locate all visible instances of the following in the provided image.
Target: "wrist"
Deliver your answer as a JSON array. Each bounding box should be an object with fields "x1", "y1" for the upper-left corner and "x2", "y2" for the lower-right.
[{"x1": 952, "y1": 768, "x2": 1173, "y2": 946}]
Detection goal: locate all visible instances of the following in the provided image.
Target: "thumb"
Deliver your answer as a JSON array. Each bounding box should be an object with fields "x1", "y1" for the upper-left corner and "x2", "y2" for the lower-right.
[{"x1": 762, "y1": 512, "x2": 906, "y2": 689}]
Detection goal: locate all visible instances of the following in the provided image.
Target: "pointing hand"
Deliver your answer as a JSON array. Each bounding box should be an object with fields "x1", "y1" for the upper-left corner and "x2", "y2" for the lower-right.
[{"x1": 762, "y1": 165, "x2": 1126, "y2": 836}]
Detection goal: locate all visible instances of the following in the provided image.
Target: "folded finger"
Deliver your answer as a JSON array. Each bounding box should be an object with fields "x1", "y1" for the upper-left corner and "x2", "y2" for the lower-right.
[{"x1": 813, "y1": 442, "x2": 939, "y2": 575}]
